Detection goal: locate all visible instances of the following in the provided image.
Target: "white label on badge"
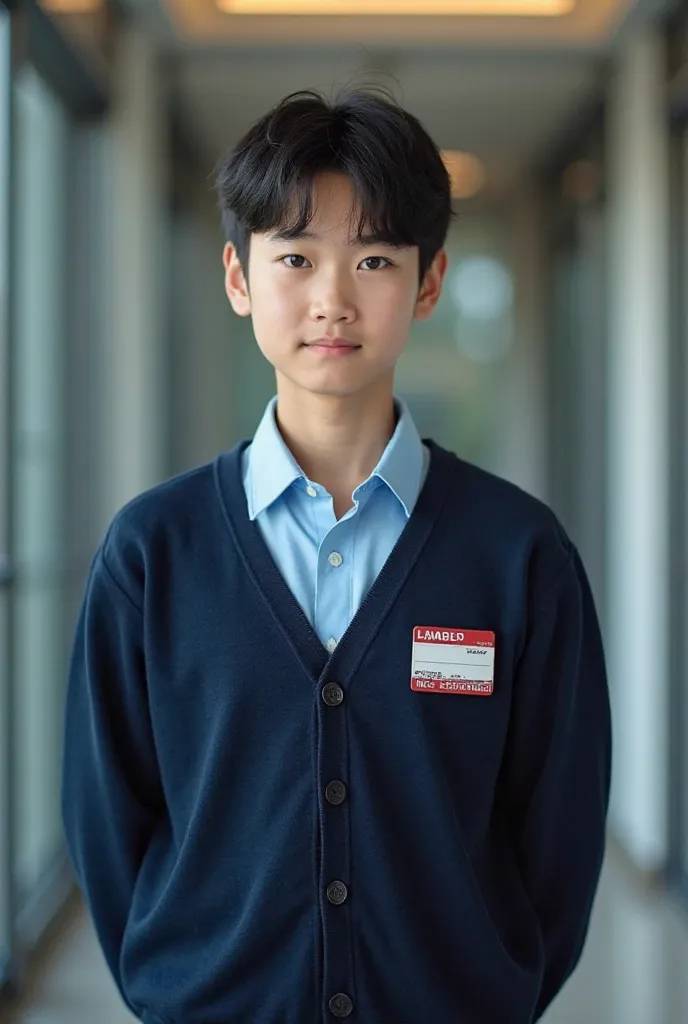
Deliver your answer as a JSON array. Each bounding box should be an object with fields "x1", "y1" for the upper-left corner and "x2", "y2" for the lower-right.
[{"x1": 411, "y1": 626, "x2": 495, "y2": 696}]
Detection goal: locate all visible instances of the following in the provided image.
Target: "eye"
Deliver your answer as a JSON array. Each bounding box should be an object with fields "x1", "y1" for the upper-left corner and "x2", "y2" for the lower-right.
[
  {"x1": 279, "y1": 254, "x2": 311, "y2": 269},
  {"x1": 359, "y1": 257, "x2": 392, "y2": 271}
]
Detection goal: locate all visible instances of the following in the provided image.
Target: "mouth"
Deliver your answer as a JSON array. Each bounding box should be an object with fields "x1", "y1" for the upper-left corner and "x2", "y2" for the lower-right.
[{"x1": 303, "y1": 337, "x2": 362, "y2": 355}]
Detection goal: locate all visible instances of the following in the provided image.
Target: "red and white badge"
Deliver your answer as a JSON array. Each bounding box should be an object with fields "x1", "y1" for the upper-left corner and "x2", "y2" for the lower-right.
[{"x1": 411, "y1": 626, "x2": 495, "y2": 696}]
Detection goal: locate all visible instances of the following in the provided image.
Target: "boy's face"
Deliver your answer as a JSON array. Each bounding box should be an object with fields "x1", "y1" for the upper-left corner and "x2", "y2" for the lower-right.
[{"x1": 223, "y1": 172, "x2": 447, "y2": 403}]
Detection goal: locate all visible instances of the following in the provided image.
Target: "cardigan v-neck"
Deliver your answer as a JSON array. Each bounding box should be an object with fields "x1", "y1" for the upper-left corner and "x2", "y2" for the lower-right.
[{"x1": 214, "y1": 437, "x2": 458, "y2": 688}]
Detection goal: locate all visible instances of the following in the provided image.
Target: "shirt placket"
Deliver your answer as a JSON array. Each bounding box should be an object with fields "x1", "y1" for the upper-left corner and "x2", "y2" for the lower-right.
[{"x1": 313, "y1": 505, "x2": 358, "y2": 653}]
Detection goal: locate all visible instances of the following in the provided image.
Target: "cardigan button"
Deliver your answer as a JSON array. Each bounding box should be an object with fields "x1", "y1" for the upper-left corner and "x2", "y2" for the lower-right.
[
  {"x1": 322, "y1": 683, "x2": 344, "y2": 706},
  {"x1": 327, "y1": 880, "x2": 348, "y2": 905},
  {"x1": 329, "y1": 993, "x2": 353, "y2": 1017},
  {"x1": 325, "y1": 780, "x2": 347, "y2": 805}
]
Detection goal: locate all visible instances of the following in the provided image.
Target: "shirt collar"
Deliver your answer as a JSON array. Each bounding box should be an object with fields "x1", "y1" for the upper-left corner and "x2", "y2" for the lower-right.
[
  {"x1": 247, "y1": 395, "x2": 424, "y2": 521},
  {"x1": 366, "y1": 397, "x2": 424, "y2": 518},
  {"x1": 246, "y1": 396, "x2": 303, "y2": 520}
]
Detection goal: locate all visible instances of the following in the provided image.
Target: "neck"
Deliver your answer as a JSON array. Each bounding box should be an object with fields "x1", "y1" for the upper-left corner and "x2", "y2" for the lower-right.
[{"x1": 274, "y1": 376, "x2": 398, "y2": 500}]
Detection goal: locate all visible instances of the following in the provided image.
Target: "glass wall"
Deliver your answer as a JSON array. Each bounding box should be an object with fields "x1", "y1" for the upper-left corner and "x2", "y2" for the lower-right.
[
  {"x1": 542, "y1": 133, "x2": 608, "y2": 621},
  {"x1": 667, "y1": 12, "x2": 688, "y2": 910},
  {"x1": 0, "y1": 0, "x2": 126, "y2": 1001},
  {"x1": 12, "y1": 61, "x2": 71, "y2": 933},
  {"x1": 0, "y1": 1, "x2": 12, "y2": 988},
  {"x1": 668, "y1": 108, "x2": 688, "y2": 909},
  {"x1": 547, "y1": 198, "x2": 608, "y2": 613},
  {"x1": 397, "y1": 208, "x2": 517, "y2": 475}
]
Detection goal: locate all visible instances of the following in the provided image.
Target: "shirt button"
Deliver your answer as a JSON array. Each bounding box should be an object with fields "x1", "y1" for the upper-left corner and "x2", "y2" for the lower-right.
[
  {"x1": 327, "y1": 881, "x2": 348, "y2": 905},
  {"x1": 329, "y1": 993, "x2": 354, "y2": 1018},
  {"x1": 306, "y1": 485, "x2": 317, "y2": 497},
  {"x1": 328, "y1": 552, "x2": 343, "y2": 568},
  {"x1": 326, "y1": 637, "x2": 337, "y2": 653},
  {"x1": 325, "y1": 780, "x2": 347, "y2": 805},
  {"x1": 322, "y1": 683, "x2": 344, "y2": 706}
]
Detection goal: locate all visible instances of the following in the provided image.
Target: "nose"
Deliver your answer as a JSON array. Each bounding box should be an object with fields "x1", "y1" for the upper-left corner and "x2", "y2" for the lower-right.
[{"x1": 309, "y1": 269, "x2": 357, "y2": 326}]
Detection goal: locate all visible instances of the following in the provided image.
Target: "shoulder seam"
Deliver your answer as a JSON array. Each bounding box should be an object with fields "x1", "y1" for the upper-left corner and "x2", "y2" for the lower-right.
[
  {"x1": 532, "y1": 525, "x2": 577, "y2": 611},
  {"x1": 100, "y1": 528, "x2": 144, "y2": 616}
]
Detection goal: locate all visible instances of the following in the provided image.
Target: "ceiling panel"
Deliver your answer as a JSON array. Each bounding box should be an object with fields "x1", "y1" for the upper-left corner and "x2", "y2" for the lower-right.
[
  {"x1": 116, "y1": 0, "x2": 655, "y2": 193},
  {"x1": 173, "y1": 46, "x2": 601, "y2": 192}
]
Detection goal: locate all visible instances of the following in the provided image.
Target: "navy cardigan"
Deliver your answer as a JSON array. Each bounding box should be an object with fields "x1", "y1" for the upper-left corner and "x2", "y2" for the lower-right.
[{"x1": 61, "y1": 439, "x2": 612, "y2": 1024}]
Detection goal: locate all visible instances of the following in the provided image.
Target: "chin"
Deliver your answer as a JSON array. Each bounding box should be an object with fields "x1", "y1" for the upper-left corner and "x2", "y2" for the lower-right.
[
  {"x1": 276, "y1": 363, "x2": 393, "y2": 401},
  {"x1": 296, "y1": 376, "x2": 372, "y2": 400}
]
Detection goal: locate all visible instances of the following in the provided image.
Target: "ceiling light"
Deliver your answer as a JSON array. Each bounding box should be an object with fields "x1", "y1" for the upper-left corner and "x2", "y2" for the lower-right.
[
  {"x1": 217, "y1": 0, "x2": 575, "y2": 15},
  {"x1": 441, "y1": 151, "x2": 485, "y2": 200},
  {"x1": 40, "y1": 0, "x2": 101, "y2": 12}
]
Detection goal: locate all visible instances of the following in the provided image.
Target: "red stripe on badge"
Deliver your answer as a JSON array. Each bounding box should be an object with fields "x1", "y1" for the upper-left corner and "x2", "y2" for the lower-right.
[{"x1": 413, "y1": 627, "x2": 495, "y2": 647}]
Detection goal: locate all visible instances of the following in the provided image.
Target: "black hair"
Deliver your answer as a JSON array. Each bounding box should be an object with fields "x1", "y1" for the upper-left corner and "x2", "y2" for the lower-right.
[{"x1": 214, "y1": 87, "x2": 454, "y2": 285}]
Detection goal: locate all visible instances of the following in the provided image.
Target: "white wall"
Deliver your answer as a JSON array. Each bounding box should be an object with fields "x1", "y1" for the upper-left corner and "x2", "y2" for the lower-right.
[{"x1": 606, "y1": 25, "x2": 670, "y2": 870}]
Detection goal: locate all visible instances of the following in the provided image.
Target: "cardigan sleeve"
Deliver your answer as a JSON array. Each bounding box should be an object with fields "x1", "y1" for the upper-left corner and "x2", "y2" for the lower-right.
[
  {"x1": 503, "y1": 530, "x2": 612, "y2": 1020},
  {"x1": 61, "y1": 542, "x2": 165, "y2": 1009}
]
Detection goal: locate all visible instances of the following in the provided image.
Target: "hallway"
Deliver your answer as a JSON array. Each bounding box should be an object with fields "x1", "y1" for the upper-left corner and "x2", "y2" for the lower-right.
[
  {"x1": 1, "y1": 0, "x2": 688, "y2": 1020},
  {"x1": 1, "y1": 846, "x2": 687, "y2": 1024}
]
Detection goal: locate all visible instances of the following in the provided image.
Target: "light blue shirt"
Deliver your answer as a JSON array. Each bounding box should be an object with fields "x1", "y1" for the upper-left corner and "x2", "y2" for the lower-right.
[{"x1": 242, "y1": 396, "x2": 430, "y2": 652}]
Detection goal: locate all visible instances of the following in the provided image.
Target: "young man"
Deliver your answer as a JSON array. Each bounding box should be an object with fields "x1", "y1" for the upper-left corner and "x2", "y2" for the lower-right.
[{"x1": 62, "y1": 89, "x2": 612, "y2": 1024}]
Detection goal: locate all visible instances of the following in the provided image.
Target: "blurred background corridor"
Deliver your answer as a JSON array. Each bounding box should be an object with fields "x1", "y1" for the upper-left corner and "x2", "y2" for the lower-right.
[{"x1": 1, "y1": 0, "x2": 688, "y2": 1020}]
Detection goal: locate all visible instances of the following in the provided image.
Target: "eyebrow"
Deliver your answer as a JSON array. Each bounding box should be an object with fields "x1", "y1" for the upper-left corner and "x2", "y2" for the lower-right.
[{"x1": 267, "y1": 228, "x2": 404, "y2": 249}]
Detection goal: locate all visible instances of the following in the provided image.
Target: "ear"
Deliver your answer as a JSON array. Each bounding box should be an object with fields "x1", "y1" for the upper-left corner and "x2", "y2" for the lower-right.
[
  {"x1": 413, "y1": 249, "x2": 448, "y2": 322},
  {"x1": 223, "y1": 242, "x2": 252, "y2": 317}
]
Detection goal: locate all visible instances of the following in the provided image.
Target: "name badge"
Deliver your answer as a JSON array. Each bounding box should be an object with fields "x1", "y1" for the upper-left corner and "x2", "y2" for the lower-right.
[{"x1": 411, "y1": 626, "x2": 495, "y2": 696}]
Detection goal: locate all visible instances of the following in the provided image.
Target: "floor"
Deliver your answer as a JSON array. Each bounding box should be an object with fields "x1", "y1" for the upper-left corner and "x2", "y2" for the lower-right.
[{"x1": 1, "y1": 847, "x2": 687, "y2": 1023}]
